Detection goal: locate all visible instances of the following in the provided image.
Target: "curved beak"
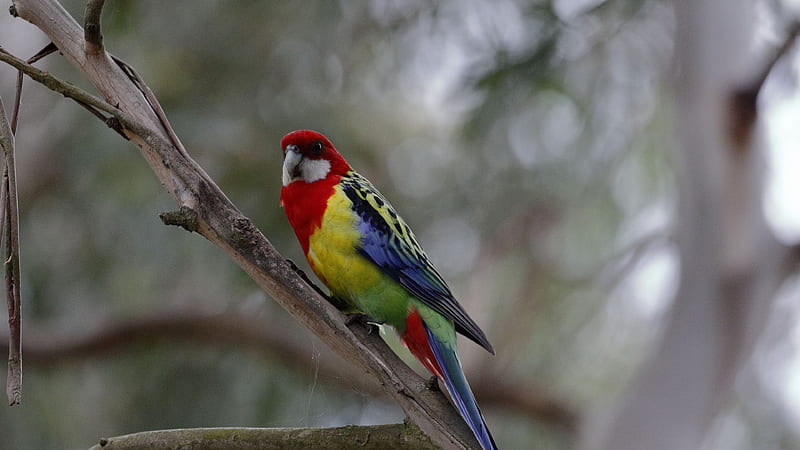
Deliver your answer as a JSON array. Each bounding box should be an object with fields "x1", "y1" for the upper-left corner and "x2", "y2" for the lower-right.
[{"x1": 282, "y1": 145, "x2": 303, "y2": 186}]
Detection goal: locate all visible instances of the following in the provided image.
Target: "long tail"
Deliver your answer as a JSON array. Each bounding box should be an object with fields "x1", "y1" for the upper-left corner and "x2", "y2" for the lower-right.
[
  {"x1": 426, "y1": 325, "x2": 497, "y2": 450},
  {"x1": 402, "y1": 310, "x2": 497, "y2": 450}
]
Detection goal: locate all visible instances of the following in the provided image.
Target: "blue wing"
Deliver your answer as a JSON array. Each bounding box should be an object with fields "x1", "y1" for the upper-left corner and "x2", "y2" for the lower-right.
[{"x1": 340, "y1": 171, "x2": 494, "y2": 354}]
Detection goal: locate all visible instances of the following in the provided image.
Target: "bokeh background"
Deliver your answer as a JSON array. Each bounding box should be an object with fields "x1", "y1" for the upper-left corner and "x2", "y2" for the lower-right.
[{"x1": 0, "y1": 1, "x2": 799, "y2": 449}]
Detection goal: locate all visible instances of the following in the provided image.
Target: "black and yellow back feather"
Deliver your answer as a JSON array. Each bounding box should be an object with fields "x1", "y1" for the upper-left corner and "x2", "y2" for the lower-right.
[{"x1": 340, "y1": 171, "x2": 494, "y2": 354}]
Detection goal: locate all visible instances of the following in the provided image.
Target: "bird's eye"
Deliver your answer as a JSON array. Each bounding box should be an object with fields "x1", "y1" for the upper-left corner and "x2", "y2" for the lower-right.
[{"x1": 312, "y1": 141, "x2": 324, "y2": 154}]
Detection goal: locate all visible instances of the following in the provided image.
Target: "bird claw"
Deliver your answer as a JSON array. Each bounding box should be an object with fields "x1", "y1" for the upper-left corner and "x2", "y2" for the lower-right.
[
  {"x1": 425, "y1": 375, "x2": 441, "y2": 392},
  {"x1": 346, "y1": 313, "x2": 383, "y2": 334},
  {"x1": 286, "y1": 258, "x2": 337, "y2": 303}
]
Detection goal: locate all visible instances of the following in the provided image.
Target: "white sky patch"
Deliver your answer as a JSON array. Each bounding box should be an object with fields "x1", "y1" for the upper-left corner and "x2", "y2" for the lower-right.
[
  {"x1": 762, "y1": 23, "x2": 800, "y2": 431},
  {"x1": 784, "y1": 0, "x2": 800, "y2": 15},
  {"x1": 762, "y1": 0, "x2": 800, "y2": 242},
  {"x1": 765, "y1": 84, "x2": 800, "y2": 243},
  {"x1": 553, "y1": 0, "x2": 608, "y2": 22},
  {"x1": 615, "y1": 242, "x2": 678, "y2": 319}
]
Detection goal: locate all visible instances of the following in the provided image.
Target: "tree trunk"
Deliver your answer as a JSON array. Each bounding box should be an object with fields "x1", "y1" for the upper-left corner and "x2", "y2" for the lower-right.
[{"x1": 585, "y1": 1, "x2": 791, "y2": 449}]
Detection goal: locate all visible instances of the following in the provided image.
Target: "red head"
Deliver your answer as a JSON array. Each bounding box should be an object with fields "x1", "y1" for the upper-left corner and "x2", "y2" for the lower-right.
[{"x1": 280, "y1": 130, "x2": 350, "y2": 186}]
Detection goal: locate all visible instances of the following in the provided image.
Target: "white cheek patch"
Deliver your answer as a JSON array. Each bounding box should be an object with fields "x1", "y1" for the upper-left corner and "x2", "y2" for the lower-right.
[{"x1": 302, "y1": 159, "x2": 331, "y2": 183}]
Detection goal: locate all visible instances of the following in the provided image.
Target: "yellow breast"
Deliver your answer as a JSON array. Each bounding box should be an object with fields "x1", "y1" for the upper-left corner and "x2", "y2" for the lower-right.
[{"x1": 306, "y1": 185, "x2": 384, "y2": 301}]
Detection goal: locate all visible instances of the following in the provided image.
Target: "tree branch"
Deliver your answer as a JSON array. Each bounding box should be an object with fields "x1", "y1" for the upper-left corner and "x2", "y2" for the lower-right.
[
  {"x1": 0, "y1": 47, "x2": 126, "y2": 137},
  {"x1": 0, "y1": 309, "x2": 576, "y2": 429},
  {"x1": 4, "y1": 1, "x2": 480, "y2": 447},
  {"x1": 11, "y1": 43, "x2": 59, "y2": 133},
  {"x1": 0, "y1": 97, "x2": 21, "y2": 406},
  {"x1": 83, "y1": 0, "x2": 105, "y2": 54},
  {"x1": 87, "y1": 423, "x2": 438, "y2": 450},
  {"x1": 0, "y1": 47, "x2": 121, "y2": 117},
  {"x1": 159, "y1": 206, "x2": 199, "y2": 233}
]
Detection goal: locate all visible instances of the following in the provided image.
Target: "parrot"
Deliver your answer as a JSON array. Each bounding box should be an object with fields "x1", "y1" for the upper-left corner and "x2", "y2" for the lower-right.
[{"x1": 279, "y1": 130, "x2": 496, "y2": 450}]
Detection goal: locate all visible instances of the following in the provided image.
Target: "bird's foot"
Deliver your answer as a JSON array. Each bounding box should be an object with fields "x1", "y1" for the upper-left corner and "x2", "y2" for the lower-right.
[
  {"x1": 346, "y1": 313, "x2": 383, "y2": 335},
  {"x1": 425, "y1": 375, "x2": 441, "y2": 392},
  {"x1": 285, "y1": 258, "x2": 335, "y2": 302}
]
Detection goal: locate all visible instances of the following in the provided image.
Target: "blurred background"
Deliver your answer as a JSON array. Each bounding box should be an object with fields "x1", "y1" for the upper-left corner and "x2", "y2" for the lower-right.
[{"x1": 0, "y1": 0, "x2": 799, "y2": 449}]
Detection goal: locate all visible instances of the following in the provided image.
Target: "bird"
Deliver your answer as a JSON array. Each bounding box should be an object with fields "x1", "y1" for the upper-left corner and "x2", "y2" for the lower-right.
[{"x1": 279, "y1": 130, "x2": 497, "y2": 450}]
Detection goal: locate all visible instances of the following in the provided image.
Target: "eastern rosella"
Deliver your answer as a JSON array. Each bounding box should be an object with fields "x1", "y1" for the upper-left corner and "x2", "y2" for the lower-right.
[{"x1": 279, "y1": 130, "x2": 496, "y2": 449}]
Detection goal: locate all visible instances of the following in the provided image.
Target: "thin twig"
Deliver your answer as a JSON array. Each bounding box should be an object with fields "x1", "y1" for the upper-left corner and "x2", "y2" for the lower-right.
[
  {"x1": 112, "y1": 56, "x2": 188, "y2": 155},
  {"x1": 11, "y1": 43, "x2": 59, "y2": 134},
  {"x1": 83, "y1": 0, "x2": 106, "y2": 54},
  {"x1": 11, "y1": 77, "x2": 22, "y2": 135},
  {"x1": 0, "y1": 48, "x2": 179, "y2": 166},
  {"x1": 0, "y1": 98, "x2": 21, "y2": 406},
  {"x1": 0, "y1": 47, "x2": 128, "y2": 138},
  {"x1": 26, "y1": 42, "x2": 58, "y2": 65},
  {"x1": 0, "y1": 47, "x2": 121, "y2": 117},
  {"x1": 2, "y1": 42, "x2": 62, "y2": 406},
  {"x1": 10, "y1": 43, "x2": 122, "y2": 137}
]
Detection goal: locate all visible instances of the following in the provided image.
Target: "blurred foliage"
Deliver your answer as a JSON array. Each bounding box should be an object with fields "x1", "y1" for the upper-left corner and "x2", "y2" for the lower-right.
[{"x1": 0, "y1": 0, "x2": 798, "y2": 449}]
